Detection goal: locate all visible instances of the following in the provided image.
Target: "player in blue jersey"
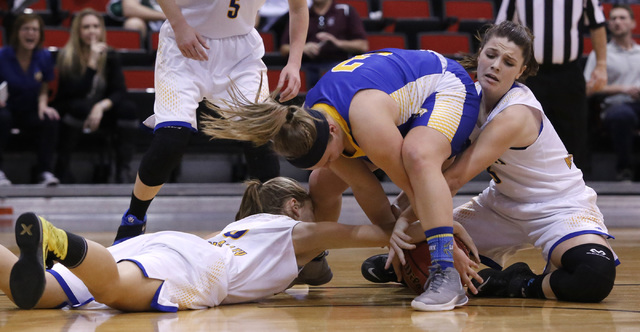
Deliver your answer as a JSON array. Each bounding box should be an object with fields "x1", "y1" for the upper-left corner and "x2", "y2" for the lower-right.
[{"x1": 200, "y1": 48, "x2": 481, "y2": 311}]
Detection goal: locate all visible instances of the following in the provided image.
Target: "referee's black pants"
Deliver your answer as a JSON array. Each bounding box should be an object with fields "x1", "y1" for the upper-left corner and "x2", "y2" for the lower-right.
[{"x1": 525, "y1": 61, "x2": 590, "y2": 175}]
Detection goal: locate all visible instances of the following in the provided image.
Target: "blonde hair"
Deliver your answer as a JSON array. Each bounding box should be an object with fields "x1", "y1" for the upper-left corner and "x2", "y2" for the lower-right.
[
  {"x1": 199, "y1": 82, "x2": 320, "y2": 160},
  {"x1": 235, "y1": 177, "x2": 311, "y2": 220},
  {"x1": 57, "y1": 8, "x2": 107, "y2": 79}
]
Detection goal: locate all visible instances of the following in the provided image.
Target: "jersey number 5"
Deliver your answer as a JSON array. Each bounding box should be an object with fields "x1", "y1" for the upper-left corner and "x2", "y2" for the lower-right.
[{"x1": 228, "y1": 0, "x2": 240, "y2": 18}]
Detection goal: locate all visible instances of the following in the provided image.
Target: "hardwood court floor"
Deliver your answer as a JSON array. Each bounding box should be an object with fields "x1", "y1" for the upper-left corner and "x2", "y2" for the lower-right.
[
  {"x1": 0, "y1": 182, "x2": 638, "y2": 331},
  {"x1": 0, "y1": 228, "x2": 638, "y2": 332}
]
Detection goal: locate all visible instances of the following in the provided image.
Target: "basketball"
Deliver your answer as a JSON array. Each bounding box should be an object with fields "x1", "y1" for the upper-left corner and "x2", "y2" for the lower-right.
[{"x1": 401, "y1": 236, "x2": 470, "y2": 294}]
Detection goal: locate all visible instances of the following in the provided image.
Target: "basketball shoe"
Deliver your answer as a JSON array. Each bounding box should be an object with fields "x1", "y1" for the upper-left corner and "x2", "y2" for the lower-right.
[
  {"x1": 10, "y1": 212, "x2": 70, "y2": 309},
  {"x1": 472, "y1": 262, "x2": 537, "y2": 298},
  {"x1": 411, "y1": 264, "x2": 468, "y2": 311},
  {"x1": 293, "y1": 251, "x2": 333, "y2": 286},
  {"x1": 361, "y1": 253, "x2": 399, "y2": 283},
  {"x1": 113, "y1": 210, "x2": 147, "y2": 245}
]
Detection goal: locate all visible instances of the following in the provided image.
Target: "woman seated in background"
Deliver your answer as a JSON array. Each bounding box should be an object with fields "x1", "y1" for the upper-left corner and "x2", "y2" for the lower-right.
[
  {"x1": 0, "y1": 12, "x2": 60, "y2": 186},
  {"x1": 53, "y1": 8, "x2": 138, "y2": 184}
]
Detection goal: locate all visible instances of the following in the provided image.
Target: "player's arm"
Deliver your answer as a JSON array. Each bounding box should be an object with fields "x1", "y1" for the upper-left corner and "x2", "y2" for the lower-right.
[
  {"x1": 291, "y1": 219, "x2": 424, "y2": 263},
  {"x1": 444, "y1": 105, "x2": 539, "y2": 195},
  {"x1": 277, "y1": 0, "x2": 309, "y2": 102}
]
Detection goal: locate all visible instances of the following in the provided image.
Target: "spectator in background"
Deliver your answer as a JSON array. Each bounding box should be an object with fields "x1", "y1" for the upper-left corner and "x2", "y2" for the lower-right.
[
  {"x1": 107, "y1": 0, "x2": 166, "y2": 39},
  {"x1": 584, "y1": 5, "x2": 640, "y2": 181},
  {"x1": 280, "y1": 0, "x2": 368, "y2": 89},
  {"x1": 53, "y1": 9, "x2": 138, "y2": 184},
  {"x1": 0, "y1": 12, "x2": 60, "y2": 186},
  {"x1": 495, "y1": 0, "x2": 608, "y2": 178}
]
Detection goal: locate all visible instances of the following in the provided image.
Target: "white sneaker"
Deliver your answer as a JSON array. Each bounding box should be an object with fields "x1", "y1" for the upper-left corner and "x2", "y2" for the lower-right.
[
  {"x1": 0, "y1": 170, "x2": 11, "y2": 186},
  {"x1": 38, "y1": 171, "x2": 60, "y2": 186},
  {"x1": 411, "y1": 265, "x2": 468, "y2": 312}
]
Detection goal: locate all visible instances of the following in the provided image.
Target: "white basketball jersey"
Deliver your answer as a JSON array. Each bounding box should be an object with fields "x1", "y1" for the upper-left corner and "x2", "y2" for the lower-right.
[
  {"x1": 207, "y1": 213, "x2": 301, "y2": 304},
  {"x1": 176, "y1": 0, "x2": 266, "y2": 39},
  {"x1": 475, "y1": 82, "x2": 585, "y2": 202}
]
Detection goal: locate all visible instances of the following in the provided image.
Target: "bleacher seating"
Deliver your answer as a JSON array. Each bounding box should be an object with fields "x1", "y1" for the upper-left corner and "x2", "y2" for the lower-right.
[
  {"x1": 367, "y1": 33, "x2": 407, "y2": 50},
  {"x1": 381, "y1": 0, "x2": 431, "y2": 18},
  {"x1": 150, "y1": 31, "x2": 160, "y2": 51},
  {"x1": 0, "y1": 27, "x2": 4, "y2": 46},
  {"x1": 60, "y1": 0, "x2": 109, "y2": 13},
  {"x1": 43, "y1": 27, "x2": 70, "y2": 48},
  {"x1": 123, "y1": 67, "x2": 155, "y2": 90},
  {"x1": 260, "y1": 31, "x2": 276, "y2": 53},
  {"x1": 336, "y1": 0, "x2": 370, "y2": 19},
  {"x1": 106, "y1": 28, "x2": 143, "y2": 50},
  {"x1": 443, "y1": 0, "x2": 494, "y2": 33},
  {"x1": 380, "y1": 0, "x2": 444, "y2": 50},
  {"x1": 419, "y1": 32, "x2": 472, "y2": 58}
]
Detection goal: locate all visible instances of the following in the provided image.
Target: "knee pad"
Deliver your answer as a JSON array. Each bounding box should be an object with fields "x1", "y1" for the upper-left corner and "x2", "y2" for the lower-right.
[
  {"x1": 138, "y1": 127, "x2": 192, "y2": 186},
  {"x1": 549, "y1": 243, "x2": 616, "y2": 302}
]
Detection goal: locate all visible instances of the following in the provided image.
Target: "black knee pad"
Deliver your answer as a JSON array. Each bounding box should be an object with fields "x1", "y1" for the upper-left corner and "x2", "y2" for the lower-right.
[
  {"x1": 138, "y1": 127, "x2": 192, "y2": 186},
  {"x1": 549, "y1": 243, "x2": 616, "y2": 302}
]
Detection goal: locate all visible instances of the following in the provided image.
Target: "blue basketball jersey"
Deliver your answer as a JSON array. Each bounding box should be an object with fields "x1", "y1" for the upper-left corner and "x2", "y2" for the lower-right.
[{"x1": 304, "y1": 48, "x2": 479, "y2": 158}]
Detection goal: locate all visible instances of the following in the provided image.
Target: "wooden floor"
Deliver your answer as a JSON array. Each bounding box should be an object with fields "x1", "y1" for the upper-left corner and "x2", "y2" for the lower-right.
[{"x1": 0, "y1": 184, "x2": 639, "y2": 331}]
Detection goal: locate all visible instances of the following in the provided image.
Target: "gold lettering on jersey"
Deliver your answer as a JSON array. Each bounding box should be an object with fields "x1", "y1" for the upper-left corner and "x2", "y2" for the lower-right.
[
  {"x1": 564, "y1": 155, "x2": 573, "y2": 169},
  {"x1": 331, "y1": 52, "x2": 393, "y2": 72}
]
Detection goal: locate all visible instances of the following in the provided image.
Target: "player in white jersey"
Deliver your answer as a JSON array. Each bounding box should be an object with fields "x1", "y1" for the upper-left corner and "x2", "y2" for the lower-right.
[
  {"x1": 369, "y1": 22, "x2": 618, "y2": 304},
  {"x1": 4, "y1": 177, "x2": 478, "y2": 311},
  {"x1": 198, "y1": 48, "x2": 481, "y2": 311},
  {"x1": 113, "y1": 0, "x2": 309, "y2": 245}
]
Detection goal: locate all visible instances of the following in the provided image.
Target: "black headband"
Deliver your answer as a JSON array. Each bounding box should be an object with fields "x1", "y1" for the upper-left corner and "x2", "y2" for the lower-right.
[{"x1": 286, "y1": 108, "x2": 330, "y2": 169}]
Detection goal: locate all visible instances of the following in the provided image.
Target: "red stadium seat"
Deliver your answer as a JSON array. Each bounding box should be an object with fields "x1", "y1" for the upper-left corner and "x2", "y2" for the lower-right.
[
  {"x1": 43, "y1": 27, "x2": 70, "y2": 48},
  {"x1": 367, "y1": 33, "x2": 407, "y2": 50},
  {"x1": 260, "y1": 31, "x2": 276, "y2": 53},
  {"x1": 123, "y1": 67, "x2": 155, "y2": 90},
  {"x1": 267, "y1": 69, "x2": 307, "y2": 93},
  {"x1": 27, "y1": 0, "x2": 49, "y2": 10},
  {"x1": 0, "y1": 27, "x2": 4, "y2": 47},
  {"x1": 443, "y1": 0, "x2": 494, "y2": 32},
  {"x1": 381, "y1": 0, "x2": 431, "y2": 18},
  {"x1": 60, "y1": 0, "x2": 109, "y2": 13},
  {"x1": 631, "y1": 5, "x2": 640, "y2": 34},
  {"x1": 419, "y1": 32, "x2": 471, "y2": 57},
  {"x1": 336, "y1": 0, "x2": 370, "y2": 19},
  {"x1": 106, "y1": 28, "x2": 142, "y2": 50},
  {"x1": 150, "y1": 31, "x2": 160, "y2": 51}
]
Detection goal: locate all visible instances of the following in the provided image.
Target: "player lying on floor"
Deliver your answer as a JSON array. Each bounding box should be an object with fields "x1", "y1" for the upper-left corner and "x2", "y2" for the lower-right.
[
  {"x1": 2, "y1": 177, "x2": 477, "y2": 312},
  {"x1": 362, "y1": 21, "x2": 619, "y2": 303}
]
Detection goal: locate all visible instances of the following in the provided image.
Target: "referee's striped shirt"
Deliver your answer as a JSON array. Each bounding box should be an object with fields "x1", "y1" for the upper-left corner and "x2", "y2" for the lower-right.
[{"x1": 495, "y1": 0, "x2": 607, "y2": 65}]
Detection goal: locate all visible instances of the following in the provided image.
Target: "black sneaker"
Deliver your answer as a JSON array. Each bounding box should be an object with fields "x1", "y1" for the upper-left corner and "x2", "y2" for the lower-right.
[
  {"x1": 10, "y1": 213, "x2": 50, "y2": 309},
  {"x1": 361, "y1": 253, "x2": 398, "y2": 283},
  {"x1": 472, "y1": 262, "x2": 536, "y2": 298}
]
